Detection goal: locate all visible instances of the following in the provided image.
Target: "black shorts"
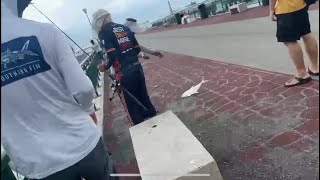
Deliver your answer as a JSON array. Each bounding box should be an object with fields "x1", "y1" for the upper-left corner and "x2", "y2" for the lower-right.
[{"x1": 276, "y1": 6, "x2": 311, "y2": 42}]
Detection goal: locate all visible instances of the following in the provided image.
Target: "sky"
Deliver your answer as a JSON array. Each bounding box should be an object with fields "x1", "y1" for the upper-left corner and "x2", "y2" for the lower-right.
[{"x1": 23, "y1": 0, "x2": 204, "y2": 49}]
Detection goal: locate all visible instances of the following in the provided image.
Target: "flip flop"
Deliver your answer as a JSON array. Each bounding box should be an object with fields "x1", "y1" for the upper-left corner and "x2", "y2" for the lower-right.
[
  {"x1": 284, "y1": 76, "x2": 313, "y2": 87},
  {"x1": 308, "y1": 68, "x2": 319, "y2": 76}
]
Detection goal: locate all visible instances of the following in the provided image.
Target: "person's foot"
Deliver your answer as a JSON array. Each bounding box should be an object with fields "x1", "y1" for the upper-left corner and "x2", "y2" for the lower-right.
[
  {"x1": 308, "y1": 67, "x2": 319, "y2": 76},
  {"x1": 284, "y1": 75, "x2": 312, "y2": 87}
]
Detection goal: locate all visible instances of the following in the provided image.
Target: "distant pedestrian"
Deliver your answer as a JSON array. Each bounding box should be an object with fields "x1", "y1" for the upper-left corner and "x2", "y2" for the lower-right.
[
  {"x1": 124, "y1": 18, "x2": 163, "y2": 59},
  {"x1": 90, "y1": 39, "x2": 104, "y2": 60},
  {"x1": 269, "y1": 0, "x2": 319, "y2": 87}
]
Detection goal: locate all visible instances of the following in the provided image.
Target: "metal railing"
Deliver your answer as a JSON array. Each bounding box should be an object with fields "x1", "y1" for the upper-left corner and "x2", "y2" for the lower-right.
[
  {"x1": 80, "y1": 52, "x2": 103, "y2": 111},
  {"x1": 80, "y1": 52, "x2": 95, "y2": 70},
  {"x1": 1, "y1": 147, "x2": 23, "y2": 180}
]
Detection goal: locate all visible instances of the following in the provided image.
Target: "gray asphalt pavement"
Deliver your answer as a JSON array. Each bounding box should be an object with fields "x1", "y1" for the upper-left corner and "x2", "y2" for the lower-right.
[{"x1": 137, "y1": 10, "x2": 319, "y2": 76}]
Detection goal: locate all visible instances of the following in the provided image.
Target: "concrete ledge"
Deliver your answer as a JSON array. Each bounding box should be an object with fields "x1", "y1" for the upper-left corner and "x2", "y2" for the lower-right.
[
  {"x1": 94, "y1": 72, "x2": 104, "y2": 131},
  {"x1": 130, "y1": 111, "x2": 223, "y2": 180}
]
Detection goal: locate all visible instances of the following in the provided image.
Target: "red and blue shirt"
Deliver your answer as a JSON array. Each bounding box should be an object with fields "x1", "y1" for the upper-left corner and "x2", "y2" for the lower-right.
[{"x1": 99, "y1": 22, "x2": 141, "y2": 76}]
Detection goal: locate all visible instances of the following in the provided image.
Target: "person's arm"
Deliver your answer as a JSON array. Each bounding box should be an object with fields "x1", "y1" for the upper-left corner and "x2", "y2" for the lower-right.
[
  {"x1": 130, "y1": 30, "x2": 163, "y2": 58},
  {"x1": 129, "y1": 30, "x2": 163, "y2": 58},
  {"x1": 52, "y1": 27, "x2": 96, "y2": 119},
  {"x1": 102, "y1": 32, "x2": 120, "y2": 70},
  {"x1": 140, "y1": 45, "x2": 163, "y2": 58},
  {"x1": 140, "y1": 45, "x2": 155, "y2": 54},
  {"x1": 269, "y1": 0, "x2": 277, "y2": 21}
]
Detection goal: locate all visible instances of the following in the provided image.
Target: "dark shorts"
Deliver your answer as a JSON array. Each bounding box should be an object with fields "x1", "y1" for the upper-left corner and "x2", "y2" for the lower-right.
[
  {"x1": 29, "y1": 138, "x2": 118, "y2": 180},
  {"x1": 276, "y1": 6, "x2": 311, "y2": 42}
]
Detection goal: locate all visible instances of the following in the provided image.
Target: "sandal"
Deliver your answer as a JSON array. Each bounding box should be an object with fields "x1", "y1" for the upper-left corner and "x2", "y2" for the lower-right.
[
  {"x1": 308, "y1": 68, "x2": 319, "y2": 76},
  {"x1": 284, "y1": 76, "x2": 312, "y2": 87}
]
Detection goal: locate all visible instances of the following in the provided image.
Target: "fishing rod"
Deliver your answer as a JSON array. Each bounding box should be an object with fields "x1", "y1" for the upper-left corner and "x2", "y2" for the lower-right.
[
  {"x1": 32, "y1": 5, "x2": 149, "y2": 125},
  {"x1": 31, "y1": 4, "x2": 90, "y2": 57},
  {"x1": 31, "y1": 4, "x2": 104, "y2": 111}
]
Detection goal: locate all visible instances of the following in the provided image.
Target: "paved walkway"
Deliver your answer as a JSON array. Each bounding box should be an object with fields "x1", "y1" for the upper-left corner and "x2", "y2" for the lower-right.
[
  {"x1": 144, "y1": 3, "x2": 319, "y2": 34},
  {"x1": 102, "y1": 5, "x2": 319, "y2": 180},
  {"x1": 103, "y1": 52, "x2": 319, "y2": 180},
  {"x1": 138, "y1": 8, "x2": 319, "y2": 76}
]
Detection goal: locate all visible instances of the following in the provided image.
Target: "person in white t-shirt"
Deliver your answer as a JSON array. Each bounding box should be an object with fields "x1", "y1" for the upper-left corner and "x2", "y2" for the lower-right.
[
  {"x1": 90, "y1": 39, "x2": 104, "y2": 61},
  {"x1": 124, "y1": 18, "x2": 163, "y2": 59},
  {"x1": 1, "y1": 0, "x2": 116, "y2": 179}
]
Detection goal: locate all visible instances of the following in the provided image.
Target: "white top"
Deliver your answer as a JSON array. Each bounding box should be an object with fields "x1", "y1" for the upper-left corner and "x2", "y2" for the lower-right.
[
  {"x1": 1, "y1": 1, "x2": 101, "y2": 179},
  {"x1": 91, "y1": 40, "x2": 102, "y2": 53}
]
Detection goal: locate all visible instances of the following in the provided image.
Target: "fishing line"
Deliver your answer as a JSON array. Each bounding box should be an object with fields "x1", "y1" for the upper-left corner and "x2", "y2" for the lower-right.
[{"x1": 31, "y1": 4, "x2": 90, "y2": 57}]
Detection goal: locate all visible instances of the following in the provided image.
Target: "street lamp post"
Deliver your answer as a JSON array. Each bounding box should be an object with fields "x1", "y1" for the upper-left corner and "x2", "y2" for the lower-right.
[{"x1": 82, "y1": 8, "x2": 92, "y2": 26}]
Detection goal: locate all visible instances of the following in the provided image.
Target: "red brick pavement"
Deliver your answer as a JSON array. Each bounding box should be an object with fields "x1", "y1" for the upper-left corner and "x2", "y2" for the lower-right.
[
  {"x1": 144, "y1": 3, "x2": 319, "y2": 34},
  {"x1": 103, "y1": 52, "x2": 319, "y2": 180}
]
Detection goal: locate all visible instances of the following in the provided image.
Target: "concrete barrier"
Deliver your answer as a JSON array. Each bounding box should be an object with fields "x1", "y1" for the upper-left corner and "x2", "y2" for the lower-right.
[
  {"x1": 94, "y1": 72, "x2": 104, "y2": 130},
  {"x1": 130, "y1": 111, "x2": 223, "y2": 180}
]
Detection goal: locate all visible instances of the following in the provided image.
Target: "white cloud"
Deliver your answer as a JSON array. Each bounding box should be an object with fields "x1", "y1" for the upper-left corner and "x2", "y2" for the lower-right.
[
  {"x1": 24, "y1": 0, "x2": 155, "y2": 30},
  {"x1": 22, "y1": 0, "x2": 157, "y2": 47},
  {"x1": 23, "y1": 0, "x2": 65, "y2": 25},
  {"x1": 105, "y1": 0, "x2": 153, "y2": 15},
  {"x1": 22, "y1": 0, "x2": 204, "y2": 47}
]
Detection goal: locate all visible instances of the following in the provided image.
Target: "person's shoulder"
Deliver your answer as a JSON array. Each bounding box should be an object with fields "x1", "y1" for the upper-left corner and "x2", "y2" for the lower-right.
[
  {"x1": 119, "y1": 23, "x2": 129, "y2": 29},
  {"x1": 20, "y1": 18, "x2": 58, "y2": 33},
  {"x1": 101, "y1": 23, "x2": 113, "y2": 32},
  {"x1": 113, "y1": 22, "x2": 122, "y2": 26},
  {"x1": 112, "y1": 23, "x2": 127, "y2": 29},
  {"x1": 21, "y1": 18, "x2": 48, "y2": 27},
  {"x1": 118, "y1": 24, "x2": 132, "y2": 32}
]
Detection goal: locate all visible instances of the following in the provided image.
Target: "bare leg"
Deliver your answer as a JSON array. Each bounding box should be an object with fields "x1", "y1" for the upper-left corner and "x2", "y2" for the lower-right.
[
  {"x1": 284, "y1": 42, "x2": 309, "y2": 77},
  {"x1": 302, "y1": 33, "x2": 319, "y2": 73}
]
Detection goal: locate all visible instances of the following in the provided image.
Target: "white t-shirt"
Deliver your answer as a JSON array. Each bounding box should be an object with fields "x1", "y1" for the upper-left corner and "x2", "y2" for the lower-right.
[
  {"x1": 92, "y1": 42, "x2": 102, "y2": 53},
  {"x1": 1, "y1": 1, "x2": 101, "y2": 179}
]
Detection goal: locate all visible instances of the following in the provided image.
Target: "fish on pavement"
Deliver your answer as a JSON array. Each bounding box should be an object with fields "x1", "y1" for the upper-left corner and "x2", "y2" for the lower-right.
[{"x1": 181, "y1": 77, "x2": 208, "y2": 98}]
